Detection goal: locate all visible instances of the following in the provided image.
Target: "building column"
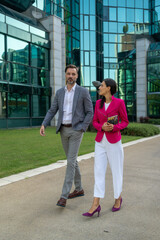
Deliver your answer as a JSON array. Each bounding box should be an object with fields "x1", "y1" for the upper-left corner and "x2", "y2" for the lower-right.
[
  {"x1": 136, "y1": 38, "x2": 150, "y2": 122},
  {"x1": 40, "y1": 15, "x2": 66, "y2": 126}
]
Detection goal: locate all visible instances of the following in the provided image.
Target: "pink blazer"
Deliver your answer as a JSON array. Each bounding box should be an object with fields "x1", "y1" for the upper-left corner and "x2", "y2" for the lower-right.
[{"x1": 93, "y1": 96, "x2": 129, "y2": 144}]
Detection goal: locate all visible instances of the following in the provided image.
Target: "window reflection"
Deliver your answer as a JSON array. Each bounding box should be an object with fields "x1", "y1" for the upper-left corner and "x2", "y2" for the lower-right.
[
  {"x1": 127, "y1": 0, "x2": 134, "y2": 8},
  {"x1": 30, "y1": 26, "x2": 46, "y2": 38},
  {"x1": 7, "y1": 37, "x2": 29, "y2": 65},
  {"x1": 31, "y1": 45, "x2": 49, "y2": 69},
  {"x1": 127, "y1": 9, "x2": 135, "y2": 22},
  {"x1": 0, "y1": 13, "x2": 5, "y2": 22},
  {"x1": 109, "y1": 22, "x2": 117, "y2": 32},
  {"x1": 6, "y1": 63, "x2": 29, "y2": 84},
  {"x1": 31, "y1": 68, "x2": 49, "y2": 87},
  {"x1": 8, "y1": 93, "x2": 29, "y2": 117},
  {"x1": 135, "y1": 9, "x2": 143, "y2": 23},
  {"x1": 118, "y1": 0, "x2": 125, "y2": 7},
  {"x1": 32, "y1": 95, "x2": 49, "y2": 117},
  {"x1": 109, "y1": 0, "x2": 117, "y2": 7},
  {"x1": 109, "y1": 44, "x2": 117, "y2": 58},
  {"x1": 90, "y1": 16, "x2": 96, "y2": 30}
]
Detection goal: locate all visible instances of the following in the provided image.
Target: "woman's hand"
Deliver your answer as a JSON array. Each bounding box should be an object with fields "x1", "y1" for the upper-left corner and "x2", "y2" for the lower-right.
[{"x1": 102, "y1": 122, "x2": 114, "y2": 132}]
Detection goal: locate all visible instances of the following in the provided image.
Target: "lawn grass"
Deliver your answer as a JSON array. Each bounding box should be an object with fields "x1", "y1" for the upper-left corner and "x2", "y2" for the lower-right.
[{"x1": 0, "y1": 127, "x2": 142, "y2": 178}]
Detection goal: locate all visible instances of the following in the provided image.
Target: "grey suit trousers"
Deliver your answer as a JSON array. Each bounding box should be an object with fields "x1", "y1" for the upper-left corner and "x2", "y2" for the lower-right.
[{"x1": 60, "y1": 126, "x2": 84, "y2": 199}]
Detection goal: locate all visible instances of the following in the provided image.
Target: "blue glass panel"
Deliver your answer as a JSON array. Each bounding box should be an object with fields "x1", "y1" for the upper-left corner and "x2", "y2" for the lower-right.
[
  {"x1": 109, "y1": 0, "x2": 117, "y2": 7},
  {"x1": 135, "y1": 0, "x2": 143, "y2": 8},
  {"x1": 81, "y1": 51, "x2": 83, "y2": 65},
  {"x1": 90, "y1": 52, "x2": 96, "y2": 66},
  {"x1": 80, "y1": 31, "x2": 84, "y2": 49},
  {"x1": 127, "y1": 23, "x2": 135, "y2": 34},
  {"x1": 144, "y1": 0, "x2": 149, "y2": 8},
  {"x1": 84, "y1": 0, "x2": 89, "y2": 14},
  {"x1": 127, "y1": 0, "x2": 134, "y2": 8},
  {"x1": 83, "y1": 66, "x2": 90, "y2": 86},
  {"x1": 31, "y1": 45, "x2": 49, "y2": 70},
  {"x1": 84, "y1": 51, "x2": 89, "y2": 65},
  {"x1": 155, "y1": 0, "x2": 160, "y2": 7},
  {"x1": 135, "y1": 9, "x2": 143, "y2": 23},
  {"x1": 118, "y1": 23, "x2": 126, "y2": 33},
  {"x1": 103, "y1": 22, "x2": 109, "y2": 32},
  {"x1": 109, "y1": 44, "x2": 117, "y2": 57},
  {"x1": 8, "y1": 93, "x2": 30, "y2": 117},
  {"x1": 84, "y1": 31, "x2": 89, "y2": 50},
  {"x1": 109, "y1": 22, "x2": 117, "y2": 33},
  {"x1": 104, "y1": 43, "x2": 109, "y2": 57},
  {"x1": 118, "y1": 8, "x2": 126, "y2": 22},
  {"x1": 155, "y1": 7, "x2": 160, "y2": 21},
  {"x1": 90, "y1": 0, "x2": 95, "y2": 14},
  {"x1": 7, "y1": 63, "x2": 29, "y2": 84},
  {"x1": 118, "y1": 0, "x2": 125, "y2": 7},
  {"x1": 103, "y1": 0, "x2": 108, "y2": 6},
  {"x1": 109, "y1": 34, "x2": 117, "y2": 42},
  {"x1": 104, "y1": 34, "x2": 109, "y2": 42},
  {"x1": 109, "y1": 7, "x2": 117, "y2": 21},
  {"x1": 84, "y1": 15, "x2": 89, "y2": 29},
  {"x1": 144, "y1": 10, "x2": 149, "y2": 23},
  {"x1": 80, "y1": 15, "x2": 83, "y2": 29},
  {"x1": 30, "y1": 26, "x2": 45, "y2": 38},
  {"x1": 90, "y1": 16, "x2": 95, "y2": 30},
  {"x1": 104, "y1": 69, "x2": 109, "y2": 78},
  {"x1": 90, "y1": 32, "x2": 96, "y2": 50},
  {"x1": 90, "y1": 67, "x2": 96, "y2": 82},
  {"x1": 127, "y1": 8, "x2": 135, "y2": 22}
]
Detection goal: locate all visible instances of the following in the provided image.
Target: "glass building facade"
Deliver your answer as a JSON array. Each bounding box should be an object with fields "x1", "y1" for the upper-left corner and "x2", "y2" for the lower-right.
[{"x1": 0, "y1": 0, "x2": 160, "y2": 128}]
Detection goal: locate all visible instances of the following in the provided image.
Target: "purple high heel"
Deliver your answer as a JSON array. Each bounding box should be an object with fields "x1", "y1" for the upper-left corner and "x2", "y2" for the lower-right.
[
  {"x1": 112, "y1": 197, "x2": 122, "y2": 212},
  {"x1": 82, "y1": 205, "x2": 101, "y2": 217}
]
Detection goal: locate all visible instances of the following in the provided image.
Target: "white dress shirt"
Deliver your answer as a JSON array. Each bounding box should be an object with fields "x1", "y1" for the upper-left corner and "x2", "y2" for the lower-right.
[{"x1": 62, "y1": 83, "x2": 76, "y2": 124}]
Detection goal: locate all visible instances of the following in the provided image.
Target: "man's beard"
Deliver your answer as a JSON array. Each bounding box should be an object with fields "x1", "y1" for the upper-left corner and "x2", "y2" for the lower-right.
[{"x1": 67, "y1": 78, "x2": 76, "y2": 85}]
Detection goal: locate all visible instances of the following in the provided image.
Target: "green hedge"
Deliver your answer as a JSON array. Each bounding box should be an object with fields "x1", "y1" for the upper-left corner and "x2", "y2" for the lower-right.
[
  {"x1": 122, "y1": 123, "x2": 160, "y2": 137},
  {"x1": 148, "y1": 118, "x2": 160, "y2": 125}
]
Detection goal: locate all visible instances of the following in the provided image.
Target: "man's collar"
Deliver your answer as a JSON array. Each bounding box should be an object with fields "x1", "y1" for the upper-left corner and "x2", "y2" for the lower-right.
[{"x1": 65, "y1": 83, "x2": 77, "y2": 91}]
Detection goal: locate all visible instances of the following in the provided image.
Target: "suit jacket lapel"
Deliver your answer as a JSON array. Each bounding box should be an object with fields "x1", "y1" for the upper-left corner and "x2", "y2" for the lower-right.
[{"x1": 72, "y1": 84, "x2": 80, "y2": 115}]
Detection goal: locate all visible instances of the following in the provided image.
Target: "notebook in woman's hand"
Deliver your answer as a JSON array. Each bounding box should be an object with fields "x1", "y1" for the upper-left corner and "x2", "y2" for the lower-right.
[{"x1": 107, "y1": 115, "x2": 118, "y2": 125}]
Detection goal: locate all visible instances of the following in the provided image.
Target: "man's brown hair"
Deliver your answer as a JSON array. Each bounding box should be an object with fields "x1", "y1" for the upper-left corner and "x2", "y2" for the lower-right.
[{"x1": 65, "y1": 64, "x2": 79, "y2": 73}]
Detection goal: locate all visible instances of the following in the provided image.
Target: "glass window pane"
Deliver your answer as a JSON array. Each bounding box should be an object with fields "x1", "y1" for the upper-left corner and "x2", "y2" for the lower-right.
[
  {"x1": 90, "y1": 0, "x2": 95, "y2": 14},
  {"x1": 30, "y1": 26, "x2": 45, "y2": 38},
  {"x1": 84, "y1": 51, "x2": 89, "y2": 65},
  {"x1": 104, "y1": 34, "x2": 109, "y2": 42},
  {"x1": 109, "y1": 8, "x2": 117, "y2": 21},
  {"x1": 90, "y1": 52, "x2": 96, "y2": 66},
  {"x1": 90, "y1": 16, "x2": 95, "y2": 30},
  {"x1": 118, "y1": 23, "x2": 126, "y2": 33},
  {"x1": 32, "y1": 95, "x2": 49, "y2": 117},
  {"x1": 103, "y1": 0, "x2": 108, "y2": 6},
  {"x1": 103, "y1": 22, "x2": 109, "y2": 32},
  {"x1": 84, "y1": 31, "x2": 89, "y2": 50},
  {"x1": 127, "y1": 9, "x2": 135, "y2": 22},
  {"x1": 84, "y1": 15, "x2": 89, "y2": 29},
  {"x1": 8, "y1": 93, "x2": 30, "y2": 117},
  {"x1": 109, "y1": 22, "x2": 117, "y2": 33},
  {"x1": 109, "y1": 0, "x2": 117, "y2": 7},
  {"x1": 104, "y1": 43, "x2": 109, "y2": 57},
  {"x1": 155, "y1": 0, "x2": 160, "y2": 7},
  {"x1": 6, "y1": 16, "x2": 29, "y2": 31},
  {"x1": 155, "y1": 7, "x2": 160, "y2": 21},
  {"x1": 84, "y1": 0, "x2": 89, "y2": 14},
  {"x1": 127, "y1": 0, "x2": 134, "y2": 8},
  {"x1": 109, "y1": 44, "x2": 117, "y2": 57},
  {"x1": 135, "y1": 0, "x2": 143, "y2": 8},
  {"x1": 7, "y1": 37, "x2": 29, "y2": 65},
  {"x1": 135, "y1": 9, "x2": 143, "y2": 23},
  {"x1": 144, "y1": 0, "x2": 149, "y2": 8},
  {"x1": 31, "y1": 45, "x2": 49, "y2": 69},
  {"x1": 90, "y1": 32, "x2": 96, "y2": 50},
  {"x1": 31, "y1": 68, "x2": 49, "y2": 87},
  {"x1": 118, "y1": 8, "x2": 126, "y2": 22},
  {"x1": 0, "y1": 34, "x2": 5, "y2": 60},
  {"x1": 83, "y1": 66, "x2": 90, "y2": 86},
  {"x1": 144, "y1": 10, "x2": 149, "y2": 23},
  {"x1": 103, "y1": 6, "x2": 109, "y2": 21},
  {"x1": 7, "y1": 63, "x2": 29, "y2": 84},
  {"x1": 118, "y1": 0, "x2": 125, "y2": 7},
  {"x1": 109, "y1": 34, "x2": 117, "y2": 42}
]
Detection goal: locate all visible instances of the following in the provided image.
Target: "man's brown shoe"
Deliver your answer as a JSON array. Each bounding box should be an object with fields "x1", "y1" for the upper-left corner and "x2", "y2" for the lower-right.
[
  {"x1": 56, "y1": 198, "x2": 66, "y2": 207},
  {"x1": 68, "y1": 189, "x2": 84, "y2": 199}
]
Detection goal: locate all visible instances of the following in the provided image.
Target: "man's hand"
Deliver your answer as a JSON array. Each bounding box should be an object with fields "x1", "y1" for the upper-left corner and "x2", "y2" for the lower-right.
[
  {"x1": 102, "y1": 122, "x2": 113, "y2": 132},
  {"x1": 40, "y1": 125, "x2": 45, "y2": 136}
]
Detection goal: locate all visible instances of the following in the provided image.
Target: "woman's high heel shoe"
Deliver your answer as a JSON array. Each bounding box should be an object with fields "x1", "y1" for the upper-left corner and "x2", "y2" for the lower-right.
[{"x1": 82, "y1": 205, "x2": 101, "y2": 217}]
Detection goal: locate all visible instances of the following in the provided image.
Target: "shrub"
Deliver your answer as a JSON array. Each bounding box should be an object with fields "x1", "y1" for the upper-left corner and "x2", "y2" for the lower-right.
[
  {"x1": 148, "y1": 118, "x2": 160, "y2": 125},
  {"x1": 122, "y1": 123, "x2": 160, "y2": 137}
]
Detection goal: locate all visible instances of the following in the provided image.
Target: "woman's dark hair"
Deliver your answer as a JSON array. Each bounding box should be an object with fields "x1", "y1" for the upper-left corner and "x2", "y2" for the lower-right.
[{"x1": 100, "y1": 78, "x2": 117, "y2": 109}]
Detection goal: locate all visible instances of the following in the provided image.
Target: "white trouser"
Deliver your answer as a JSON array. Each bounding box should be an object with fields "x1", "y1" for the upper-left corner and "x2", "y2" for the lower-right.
[{"x1": 94, "y1": 134, "x2": 124, "y2": 199}]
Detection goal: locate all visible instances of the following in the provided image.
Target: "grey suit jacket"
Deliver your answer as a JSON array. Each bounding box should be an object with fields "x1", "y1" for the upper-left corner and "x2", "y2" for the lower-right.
[{"x1": 42, "y1": 84, "x2": 93, "y2": 133}]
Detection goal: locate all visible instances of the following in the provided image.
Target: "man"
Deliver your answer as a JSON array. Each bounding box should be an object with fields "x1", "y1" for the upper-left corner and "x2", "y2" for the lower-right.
[{"x1": 40, "y1": 64, "x2": 93, "y2": 207}]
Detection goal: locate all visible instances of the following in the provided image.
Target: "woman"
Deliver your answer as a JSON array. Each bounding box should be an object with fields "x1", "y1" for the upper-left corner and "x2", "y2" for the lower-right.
[{"x1": 83, "y1": 78, "x2": 129, "y2": 217}]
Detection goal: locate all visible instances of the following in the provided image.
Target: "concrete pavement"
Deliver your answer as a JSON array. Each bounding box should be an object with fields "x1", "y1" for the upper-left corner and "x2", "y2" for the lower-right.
[{"x1": 0, "y1": 135, "x2": 160, "y2": 240}]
